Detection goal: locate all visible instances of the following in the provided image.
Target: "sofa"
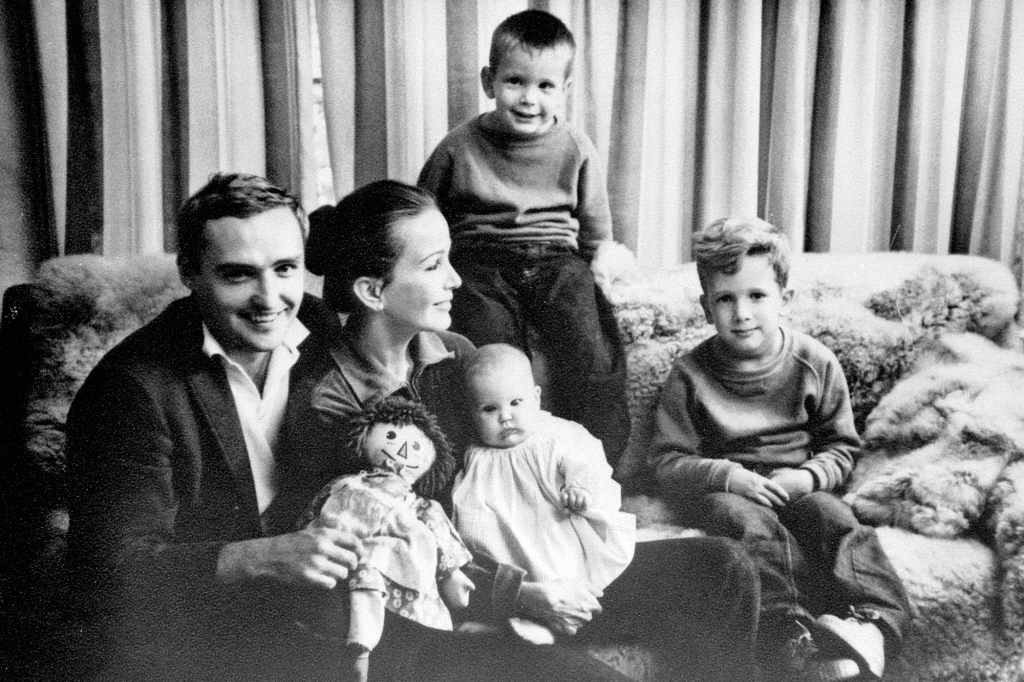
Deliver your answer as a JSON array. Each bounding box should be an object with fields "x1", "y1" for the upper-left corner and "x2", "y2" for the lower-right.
[{"x1": 1, "y1": 251, "x2": 1023, "y2": 681}]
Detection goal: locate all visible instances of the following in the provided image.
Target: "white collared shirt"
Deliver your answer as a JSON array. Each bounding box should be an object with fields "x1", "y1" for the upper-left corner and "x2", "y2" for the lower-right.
[{"x1": 201, "y1": 320, "x2": 309, "y2": 514}]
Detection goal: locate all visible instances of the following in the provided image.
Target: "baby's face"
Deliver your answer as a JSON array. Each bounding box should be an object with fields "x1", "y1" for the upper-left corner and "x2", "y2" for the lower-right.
[
  {"x1": 468, "y1": 366, "x2": 543, "y2": 448},
  {"x1": 363, "y1": 422, "x2": 437, "y2": 486}
]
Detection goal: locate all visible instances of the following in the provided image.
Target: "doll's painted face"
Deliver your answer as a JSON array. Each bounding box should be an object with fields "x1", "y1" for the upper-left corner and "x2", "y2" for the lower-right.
[{"x1": 363, "y1": 422, "x2": 437, "y2": 486}]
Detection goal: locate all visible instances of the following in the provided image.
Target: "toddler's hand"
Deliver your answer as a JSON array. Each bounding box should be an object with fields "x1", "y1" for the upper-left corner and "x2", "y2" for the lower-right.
[
  {"x1": 728, "y1": 468, "x2": 789, "y2": 508},
  {"x1": 768, "y1": 468, "x2": 815, "y2": 500},
  {"x1": 590, "y1": 241, "x2": 638, "y2": 299},
  {"x1": 560, "y1": 486, "x2": 592, "y2": 513}
]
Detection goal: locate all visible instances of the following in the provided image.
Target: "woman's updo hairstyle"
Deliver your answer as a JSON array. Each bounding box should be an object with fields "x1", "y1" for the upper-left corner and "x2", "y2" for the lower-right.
[{"x1": 306, "y1": 180, "x2": 439, "y2": 313}]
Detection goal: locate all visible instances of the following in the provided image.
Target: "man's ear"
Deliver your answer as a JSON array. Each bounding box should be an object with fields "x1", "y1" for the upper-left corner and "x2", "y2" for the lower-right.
[
  {"x1": 699, "y1": 294, "x2": 714, "y2": 324},
  {"x1": 534, "y1": 385, "x2": 542, "y2": 402},
  {"x1": 353, "y1": 276, "x2": 385, "y2": 312},
  {"x1": 481, "y1": 66, "x2": 495, "y2": 99},
  {"x1": 177, "y1": 256, "x2": 196, "y2": 291}
]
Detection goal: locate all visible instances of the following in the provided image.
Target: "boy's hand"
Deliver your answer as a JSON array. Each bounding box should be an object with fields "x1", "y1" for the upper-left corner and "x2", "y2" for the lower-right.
[
  {"x1": 560, "y1": 486, "x2": 592, "y2": 513},
  {"x1": 768, "y1": 468, "x2": 815, "y2": 500},
  {"x1": 590, "y1": 241, "x2": 638, "y2": 299},
  {"x1": 728, "y1": 468, "x2": 790, "y2": 508}
]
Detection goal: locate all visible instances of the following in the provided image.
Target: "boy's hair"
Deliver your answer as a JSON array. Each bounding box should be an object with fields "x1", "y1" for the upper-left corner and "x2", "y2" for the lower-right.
[
  {"x1": 176, "y1": 172, "x2": 305, "y2": 276},
  {"x1": 693, "y1": 217, "x2": 791, "y2": 291},
  {"x1": 463, "y1": 343, "x2": 534, "y2": 393},
  {"x1": 489, "y1": 9, "x2": 576, "y2": 76}
]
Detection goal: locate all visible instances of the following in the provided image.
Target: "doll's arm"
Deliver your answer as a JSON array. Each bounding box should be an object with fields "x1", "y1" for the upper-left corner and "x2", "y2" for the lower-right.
[{"x1": 439, "y1": 567, "x2": 475, "y2": 611}]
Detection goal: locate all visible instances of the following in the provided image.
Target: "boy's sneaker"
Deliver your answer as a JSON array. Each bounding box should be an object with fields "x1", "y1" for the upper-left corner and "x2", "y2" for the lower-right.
[
  {"x1": 759, "y1": 618, "x2": 818, "y2": 681},
  {"x1": 814, "y1": 613, "x2": 886, "y2": 680},
  {"x1": 761, "y1": 616, "x2": 871, "y2": 682}
]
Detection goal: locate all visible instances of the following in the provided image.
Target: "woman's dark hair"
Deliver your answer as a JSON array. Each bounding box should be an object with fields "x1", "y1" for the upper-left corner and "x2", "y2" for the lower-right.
[
  {"x1": 176, "y1": 172, "x2": 305, "y2": 276},
  {"x1": 306, "y1": 180, "x2": 439, "y2": 313}
]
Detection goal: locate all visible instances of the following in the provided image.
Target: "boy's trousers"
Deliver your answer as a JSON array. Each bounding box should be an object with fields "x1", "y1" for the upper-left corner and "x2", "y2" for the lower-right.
[
  {"x1": 690, "y1": 491, "x2": 910, "y2": 654},
  {"x1": 449, "y1": 243, "x2": 631, "y2": 466}
]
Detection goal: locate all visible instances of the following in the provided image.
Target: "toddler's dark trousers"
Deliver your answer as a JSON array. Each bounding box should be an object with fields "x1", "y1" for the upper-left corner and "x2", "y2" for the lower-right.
[
  {"x1": 689, "y1": 491, "x2": 910, "y2": 654},
  {"x1": 449, "y1": 243, "x2": 631, "y2": 466}
]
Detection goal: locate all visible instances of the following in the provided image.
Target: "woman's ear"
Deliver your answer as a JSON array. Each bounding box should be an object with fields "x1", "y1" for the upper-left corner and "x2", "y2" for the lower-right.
[{"x1": 352, "y1": 276, "x2": 385, "y2": 312}]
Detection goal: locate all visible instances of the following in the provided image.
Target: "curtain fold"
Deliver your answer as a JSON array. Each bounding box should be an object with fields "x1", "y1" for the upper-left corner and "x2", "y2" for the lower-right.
[{"x1": 10, "y1": 0, "x2": 1024, "y2": 282}]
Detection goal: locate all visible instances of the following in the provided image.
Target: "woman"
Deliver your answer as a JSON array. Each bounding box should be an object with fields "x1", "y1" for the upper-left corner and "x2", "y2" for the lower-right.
[{"x1": 277, "y1": 180, "x2": 760, "y2": 682}]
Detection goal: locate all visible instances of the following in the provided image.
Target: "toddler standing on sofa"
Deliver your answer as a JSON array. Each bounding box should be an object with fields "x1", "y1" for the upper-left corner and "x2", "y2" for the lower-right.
[
  {"x1": 417, "y1": 9, "x2": 631, "y2": 465},
  {"x1": 649, "y1": 218, "x2": 910, "y2": 682}
]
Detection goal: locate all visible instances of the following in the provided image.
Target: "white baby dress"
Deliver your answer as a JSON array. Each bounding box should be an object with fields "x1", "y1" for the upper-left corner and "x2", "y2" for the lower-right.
[{"x1": 452, "y1": 411, "x2": 635, "y2": 589}]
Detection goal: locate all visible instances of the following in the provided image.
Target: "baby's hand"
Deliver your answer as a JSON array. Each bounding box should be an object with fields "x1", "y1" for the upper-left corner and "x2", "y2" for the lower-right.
[
  {"x1": 768, "y1": 468, "x2": 815, "y2": 500},
  {"x1": 440, "y1": 568, "x2": 475, "y2": 610},
  {"x1": 560, "y1": 486, "x2": 592, "y2": 513},
  {"x1": 728, "y1": 468, "x2": 789, "y2": 508}
]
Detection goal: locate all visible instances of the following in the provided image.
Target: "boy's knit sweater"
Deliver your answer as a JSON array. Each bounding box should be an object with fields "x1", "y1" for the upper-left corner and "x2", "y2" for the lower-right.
[
  {"x1": 649, "y1": 327, "x2": 860, "y2": 498},
  {"x1": 417, "y1": 113, "x2": 612, "y2": 256}
]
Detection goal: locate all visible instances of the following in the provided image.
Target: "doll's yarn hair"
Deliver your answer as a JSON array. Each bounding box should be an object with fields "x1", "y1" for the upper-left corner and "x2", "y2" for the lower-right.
[{"x1": 345, "y1": 396, "x2": 457, "y2": 500}]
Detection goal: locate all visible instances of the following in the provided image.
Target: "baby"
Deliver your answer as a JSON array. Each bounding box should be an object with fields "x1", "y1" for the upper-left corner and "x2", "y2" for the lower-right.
[{"x1": 452, "y1": 344, "x2": 635, "y2": 608}]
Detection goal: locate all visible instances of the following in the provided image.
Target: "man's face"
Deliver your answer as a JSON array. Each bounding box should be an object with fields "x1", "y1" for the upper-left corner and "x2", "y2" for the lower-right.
[{"x1": 181, "y1": 206, "x2": 305, "y2": 375}]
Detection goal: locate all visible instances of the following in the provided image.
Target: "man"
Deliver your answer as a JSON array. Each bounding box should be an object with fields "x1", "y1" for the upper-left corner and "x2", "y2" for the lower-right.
[{"x1": 66, "y1": 173, "x2": 360, "y2": 681}]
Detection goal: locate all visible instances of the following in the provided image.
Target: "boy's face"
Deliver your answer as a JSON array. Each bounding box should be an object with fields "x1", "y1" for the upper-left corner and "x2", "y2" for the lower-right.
[
  {"x1": 700, "y1": 254, "x2": 792, "y2": 366},
  {"x1": 481, "y1": 45, "x2": 572, "y2": 139}
]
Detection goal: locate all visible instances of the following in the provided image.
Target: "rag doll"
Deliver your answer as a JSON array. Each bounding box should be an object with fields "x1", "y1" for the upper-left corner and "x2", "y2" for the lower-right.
[{"x1": 305, "y1": 396, "x2": 474, "y2": 681}]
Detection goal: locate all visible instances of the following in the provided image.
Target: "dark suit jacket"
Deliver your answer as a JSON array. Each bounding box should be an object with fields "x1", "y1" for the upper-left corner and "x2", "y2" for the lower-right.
[{"x1": 65, "y1": 293, "x2": 340, "y2": 642}]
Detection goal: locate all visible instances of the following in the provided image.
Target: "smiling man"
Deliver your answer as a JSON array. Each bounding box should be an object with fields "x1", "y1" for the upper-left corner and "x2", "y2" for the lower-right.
[{"x1": 66, "y1": 173, "x2": 358, "y2": 682}]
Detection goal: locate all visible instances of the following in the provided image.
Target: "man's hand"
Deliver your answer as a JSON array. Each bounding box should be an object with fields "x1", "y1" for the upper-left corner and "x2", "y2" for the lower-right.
[
  {"x1": 216, "y1": 527, "x2": 363, "y2": 590},
  {"x1": 560, "y1": 485, "x2": 593, "y2": 513},
  {"x1": 728, "y1": 468, "x2": 790, "y2": 508},
  {"x1": 768, "y1": 467, "x2": 815, "y2": 500},
  {"x1": 517, "y1": 580, "x2": 603, "y2": 636}
]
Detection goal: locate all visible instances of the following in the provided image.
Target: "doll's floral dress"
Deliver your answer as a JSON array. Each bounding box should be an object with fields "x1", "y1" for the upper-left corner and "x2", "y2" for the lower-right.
[{"x1": 315, "y1": 470, "x2": 472, "y2": 629}]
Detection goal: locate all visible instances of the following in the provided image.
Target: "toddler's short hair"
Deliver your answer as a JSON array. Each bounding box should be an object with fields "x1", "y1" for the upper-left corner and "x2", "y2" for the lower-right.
[
  {"x1": 463, "y1": 343, "x2": 533, "y2": 391},
  {"x1": 489, "y1": 9, "x2": 575, "y2": 76},
  {"x1": 694, "y1": 217, "x2": 791, "y2": 291}
]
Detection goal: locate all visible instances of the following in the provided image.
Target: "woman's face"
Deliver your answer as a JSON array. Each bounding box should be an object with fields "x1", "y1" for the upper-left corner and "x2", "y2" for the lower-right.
[{"x1": 378, "y1": 208, "x2": 461, "y2": 334}]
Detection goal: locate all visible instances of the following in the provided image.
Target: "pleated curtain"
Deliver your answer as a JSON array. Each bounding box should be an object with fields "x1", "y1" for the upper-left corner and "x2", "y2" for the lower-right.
[{"x1": 21, "y1": 0, "x2": 1024, "y2": 284}]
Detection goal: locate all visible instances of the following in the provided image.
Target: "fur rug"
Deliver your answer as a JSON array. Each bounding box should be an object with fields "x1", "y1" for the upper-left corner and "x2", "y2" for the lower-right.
[
  {"x1": 21, "y1": 254, "x2": 186, "y2": 504},
  {"x1": 845, "y1": 333, "x2": 1024, "y2": 634}
]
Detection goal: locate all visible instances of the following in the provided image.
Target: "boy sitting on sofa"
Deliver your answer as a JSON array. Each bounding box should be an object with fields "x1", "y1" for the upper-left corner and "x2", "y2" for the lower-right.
[
  {"x1": 649, "y1": 217, "x2": 910, "y2": 682},
  {"x1": 417, "y1": 9, "x2": 631, "y2": 465}
]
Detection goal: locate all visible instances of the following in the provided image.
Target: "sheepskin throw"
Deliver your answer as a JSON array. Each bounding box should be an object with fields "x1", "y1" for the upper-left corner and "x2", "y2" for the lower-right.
[{"x1": 845, "y1": 334, "x2": 1024, "y2": 633}]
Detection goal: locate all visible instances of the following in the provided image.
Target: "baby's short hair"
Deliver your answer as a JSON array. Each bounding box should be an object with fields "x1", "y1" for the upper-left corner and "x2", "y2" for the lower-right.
[
  {"x1": 463, "y1": 343, "x2": 533, "y2": 390},
  {"x1": 693, "y1": 217, "x2": 791, "y2": 292},
  {"x1": 489, "y1": 9, "x2": 575, "y2": 76}
]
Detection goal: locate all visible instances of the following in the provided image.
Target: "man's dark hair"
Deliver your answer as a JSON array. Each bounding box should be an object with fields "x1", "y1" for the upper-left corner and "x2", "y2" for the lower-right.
[
  {"x1": 176, "y1": 172, "x2": 305, "y2": 276},
  {"x1": 489, "y1": 9, "x2": 576, "y2": 75}
]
